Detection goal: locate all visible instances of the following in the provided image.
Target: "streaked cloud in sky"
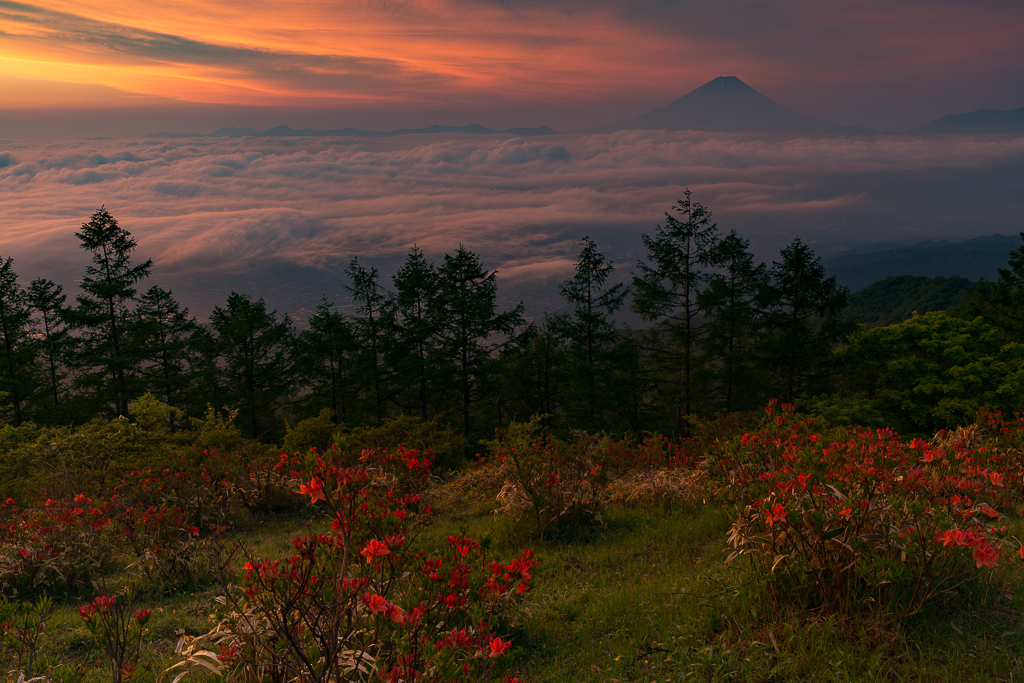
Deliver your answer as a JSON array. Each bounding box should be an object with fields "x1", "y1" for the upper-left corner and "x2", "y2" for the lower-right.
[
  {"x1": 2, "y1": 131, "x2": 1021, "y2": 319},
  {"x1": 1, "y1": 0, "x2": 1022, "y2": 135}
]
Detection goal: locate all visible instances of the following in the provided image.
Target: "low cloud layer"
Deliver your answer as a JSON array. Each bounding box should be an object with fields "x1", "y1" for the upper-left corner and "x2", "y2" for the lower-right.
[{"x1": 1, "y1": 130, "x2": 1022, "y2": 319}]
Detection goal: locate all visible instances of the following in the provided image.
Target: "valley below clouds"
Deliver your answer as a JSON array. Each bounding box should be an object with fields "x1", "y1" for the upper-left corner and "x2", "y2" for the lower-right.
[{"x1": 1, "y1": 130, "x2": 1022, "y2": 321}]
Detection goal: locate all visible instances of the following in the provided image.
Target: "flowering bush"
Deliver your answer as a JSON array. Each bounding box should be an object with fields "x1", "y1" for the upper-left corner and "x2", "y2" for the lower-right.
[
  {"x1": 114, "y1": 443, "x2": 299, "y2": 527},
  {"x1": 0, "y1": 491, "x2": 209, "y2": 593},
  {"x1": 78, "y1": 593, "x2": 152, "y2": 683},
  {"x1": 115, "y1": 503, "x2": 205, "y2": 587},
  {"x1": 168, "y1": 446, "x2": 536, "y2": 683},
  {"x1": 359, "y1": 443, "x2": 434, "y2": 497},
  {"x1": 495, "y1": 435, "x2": 607, "y2": 535},
  {"x1": 721, "y1": 401, "x2": 1023, "y2": 618},
  {"x1": 490, "y1": 417, "x2": 701, "y2": 536},
  {"x1": 0, "y1": 494, "x2": 116, "y2": 592}
]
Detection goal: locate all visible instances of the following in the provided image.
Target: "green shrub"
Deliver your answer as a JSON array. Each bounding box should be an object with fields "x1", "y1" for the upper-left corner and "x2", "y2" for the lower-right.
[{"x1": 283, "y1": 408, "x2": 336, "y2": 454}]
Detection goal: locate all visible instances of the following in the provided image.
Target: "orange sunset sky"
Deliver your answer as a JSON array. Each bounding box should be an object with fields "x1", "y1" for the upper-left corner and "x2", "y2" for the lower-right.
[{"x1": 2, "y1": 0, "x2": 1023, "y2": 137}]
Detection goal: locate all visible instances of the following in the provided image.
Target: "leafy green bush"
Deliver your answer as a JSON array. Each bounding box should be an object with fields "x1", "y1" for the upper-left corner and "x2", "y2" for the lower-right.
[
  {"x1": 0, "y1": 418, "x2": 151, "y2": 503},
  {"x1": 283, "y1": 407, "x2": 337, "y2": 454}
]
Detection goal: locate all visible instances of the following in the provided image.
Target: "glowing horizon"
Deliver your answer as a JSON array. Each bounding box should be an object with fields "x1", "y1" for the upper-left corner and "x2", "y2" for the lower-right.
[{"x1": 2, "y1": 0, "x2": 1022, "y2": 135}]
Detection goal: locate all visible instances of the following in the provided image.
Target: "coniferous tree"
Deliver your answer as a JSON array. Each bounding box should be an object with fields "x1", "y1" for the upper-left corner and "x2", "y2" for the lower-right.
[
  {"x1": 210, "y1": 292, "x2": 298, "y2": 440},
  {"x1": 632, "y1": 191, "x2": 719, "y2": 432},
  {"x1": 760, "y1": 238, "x2": 853, "y2": 403},
  {"x1": 433, "y1": 245, "x2": 523, "y2": 436},
  {"x1": 345, "y1": 258, "x2": 395, "y2": 422},
  {"x1": 497, "y1": 315, "x2": 570, "y2": 429},
  {"x1": 698, "y1": 230, "x2": 768, "y2": 412},
  {"x1": 560, "y1": 236, "x2": 628, "y2": 427},
  {"x1": 393, "y1": 247, "x2": 440, "y2": 420},
  {"x1": 299, "y1": 296, "x2": 359, "y2": 421},
  {"x1": 72, "y1": 207, "x2": 152, "y2": 416},
  {"x1": 0, "y1": 257, "x2": 36, "y2": 425},
  {"x1": 958, "y1": 232, "x2": 1024, "y2": 341},
  {"x1": 26, "y1": 278, "x2": 71, "y2": 419},
  {"x1": 606, "y1": 329, "x2": 648, "y2": 433},
  {"x1": 136, "y1": 285, "x2": 207, "y2": 423}
]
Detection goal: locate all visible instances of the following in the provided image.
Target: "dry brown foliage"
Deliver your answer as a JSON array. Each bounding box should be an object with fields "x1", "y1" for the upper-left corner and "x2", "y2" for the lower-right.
[
  {"x1": 425, "y1": 460, "x2": 506, "y2": 516},
  {"x1": 605, "y1": 468, "x2": 708, "y2": 508}
]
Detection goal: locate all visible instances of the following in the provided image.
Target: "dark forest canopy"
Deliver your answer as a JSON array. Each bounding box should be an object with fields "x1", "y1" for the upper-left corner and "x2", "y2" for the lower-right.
[
  {"x1": 0, "y1": 203, "x2": 1020, "y2": 445},
  {"x1": 845, "y1": 275, "x2": 976, "y2": 329}
]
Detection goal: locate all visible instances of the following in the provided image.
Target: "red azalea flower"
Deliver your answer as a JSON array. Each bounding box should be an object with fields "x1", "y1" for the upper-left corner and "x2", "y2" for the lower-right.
[
  {"x1": 297, "y1": 478, "x2": 326, "y2": 503},
  {"x1": 489, "y1": 637, "x2": 512, "y2": 658},
  {"x1": 363, "y1": 594, "x2": 391, "y2": 614},
  {"x1": 361, "y1": 539, "x2": 390, "y2": 563},
  {"x1": 764, "y1": 504, "x2": 787, "y2": 527},
  {"x1": 973, "y1": 544, "x2": 1001, "y2": 568}
]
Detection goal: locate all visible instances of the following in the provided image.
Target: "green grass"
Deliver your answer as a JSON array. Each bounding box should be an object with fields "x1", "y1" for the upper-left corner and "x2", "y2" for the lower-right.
[
  {"x1": 425, "y1": 494, "x2": 1024, "y2": 682},
  {"x1": 6, "y1": 501, "x2": 1024, "y2": 682}
]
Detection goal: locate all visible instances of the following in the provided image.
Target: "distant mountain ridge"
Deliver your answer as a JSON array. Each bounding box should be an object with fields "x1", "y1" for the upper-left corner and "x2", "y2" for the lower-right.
[
  {"x1": 824, "y1": 234, "x2": 1022, "y2": 292},
  {"x1": 586, "y1": 76, "x2": 874, "y2": 136},
  {"x1": 143, "y1": 78, "x2": 1023, "y2": 140},
  {"x1": 146, "y1": 124, "x2": 560, "y2": 139},
  {"x1": 909, "y1": 107, "x2": 1024, "y2": 135}
]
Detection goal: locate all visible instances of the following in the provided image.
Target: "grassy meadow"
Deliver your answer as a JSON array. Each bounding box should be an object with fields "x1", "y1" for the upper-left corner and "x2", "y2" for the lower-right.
[{"x1": 3, "y1": 405, "x2": 1024, "y2": 682}]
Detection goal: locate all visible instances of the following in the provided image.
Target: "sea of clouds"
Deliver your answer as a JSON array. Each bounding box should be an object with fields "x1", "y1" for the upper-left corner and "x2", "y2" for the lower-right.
[{"x1": 1, "y1": 130, "x2": 1022, "y2": 320}]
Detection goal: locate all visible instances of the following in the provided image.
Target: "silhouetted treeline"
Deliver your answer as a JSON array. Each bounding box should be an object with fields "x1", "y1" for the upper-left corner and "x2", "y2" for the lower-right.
[{"x1": 2, "y1": 201, "x2": 1022, "y2": 444}]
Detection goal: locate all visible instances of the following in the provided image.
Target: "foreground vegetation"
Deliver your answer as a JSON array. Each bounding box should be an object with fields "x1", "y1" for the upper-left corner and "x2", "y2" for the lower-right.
[
  {"x1": 3, "y1": 401, "x2": 1024, "y2": 681},
  {"x1": 4, "y1": 193, "x2": 1024, "y2": 680}
]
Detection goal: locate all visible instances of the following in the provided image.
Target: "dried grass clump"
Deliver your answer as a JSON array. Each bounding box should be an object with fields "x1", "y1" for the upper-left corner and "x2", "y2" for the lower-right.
[
  {"x1": 426, "y1": 460, "x2": 505, "y2": 515},
  {"x1": 930, "y1": 423, "x2": 980, "y2": 451},
  {"x1": 606, "y1": 468, "x2": 707, "y2": 508}
]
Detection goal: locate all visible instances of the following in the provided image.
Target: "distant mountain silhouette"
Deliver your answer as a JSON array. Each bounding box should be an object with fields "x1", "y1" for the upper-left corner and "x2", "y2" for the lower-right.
[
  {"x1": 908, "y1": 107, "x2": 1024, "y2": 135},
  {"x1": 146, "y1": 124, "x2": 559, "y2": 139},
  {"x1": 823, "y1": 235, "x2": 1022, "y2": 292},
  {"x1": 586, "y1": 76, "x2": 867, "y2": 135}
]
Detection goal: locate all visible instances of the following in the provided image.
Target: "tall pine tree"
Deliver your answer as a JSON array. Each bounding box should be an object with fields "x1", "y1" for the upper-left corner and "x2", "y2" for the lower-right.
[
  {"x1": 0, "y1": 258, "x2": 36, "y2": 425},
  {"x1": 959, "y1": 232, "x2": 1024, "y2": 341},
  {"x1": 698, "y1": 230, "x2": 767, "y2": 412},
  {"x1": 345, "y1": 258, "x2": 395, "y2": 422},
  {"x1": 632, "y1": 191, "x2": 719, "y2": 432},
  {"x1": 136, "y1": 285, "x2": 207, "y2": 423},
  {"x1": 496, "y1": 315, "x2": 570, "y2": 429},
  {"x1": 210, "y1": 293, "x2": 298, "y2": 440},
  {"x1": 560, "y1": 237, "x2": 628, "y2": 427},
  {"x1": 26, "y1": 278, "x2": 71, "y2": 420},
  {"x1": 72, "y1": 207, "x2": 152, "y2": 416},
  {"x1": 760, "y1": 238, "x2": 852, "y2": 403},
  {"x1": 393, "y1": 247, "x2": 440, "y2": 420},
  {"x1": 434, "y1": 246, "x2": 523, "y2": 436},
  {"x1": 298, "y1": 296, "x2": 359, "y2": 422}
]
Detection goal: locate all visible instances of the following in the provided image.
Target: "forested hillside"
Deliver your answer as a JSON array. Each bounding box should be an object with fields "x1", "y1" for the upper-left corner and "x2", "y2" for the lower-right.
[
  {"x1": 845, "y1": 275, "x2": 976, "y2": 328},
  {"x1": 1, "y1": 202, "x2": 1022, "y2": 447},
  {"x1": 823, "y1": 234, "x2": 1019, "y2": 291}
]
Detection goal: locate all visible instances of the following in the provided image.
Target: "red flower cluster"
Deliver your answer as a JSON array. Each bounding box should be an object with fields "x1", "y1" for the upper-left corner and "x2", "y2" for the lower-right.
[
  {"x1": 722, "y1": 404, "x2": 1023, "y2": 618},
  {"x1": 188, "y1": 445, "x2": 533, "y2": 683}
]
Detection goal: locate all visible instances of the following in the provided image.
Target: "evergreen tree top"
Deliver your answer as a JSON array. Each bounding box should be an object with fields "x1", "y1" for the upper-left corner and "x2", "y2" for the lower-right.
[{"x1": 75, "y1": 207, "x2": 153, "y2": 302}]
